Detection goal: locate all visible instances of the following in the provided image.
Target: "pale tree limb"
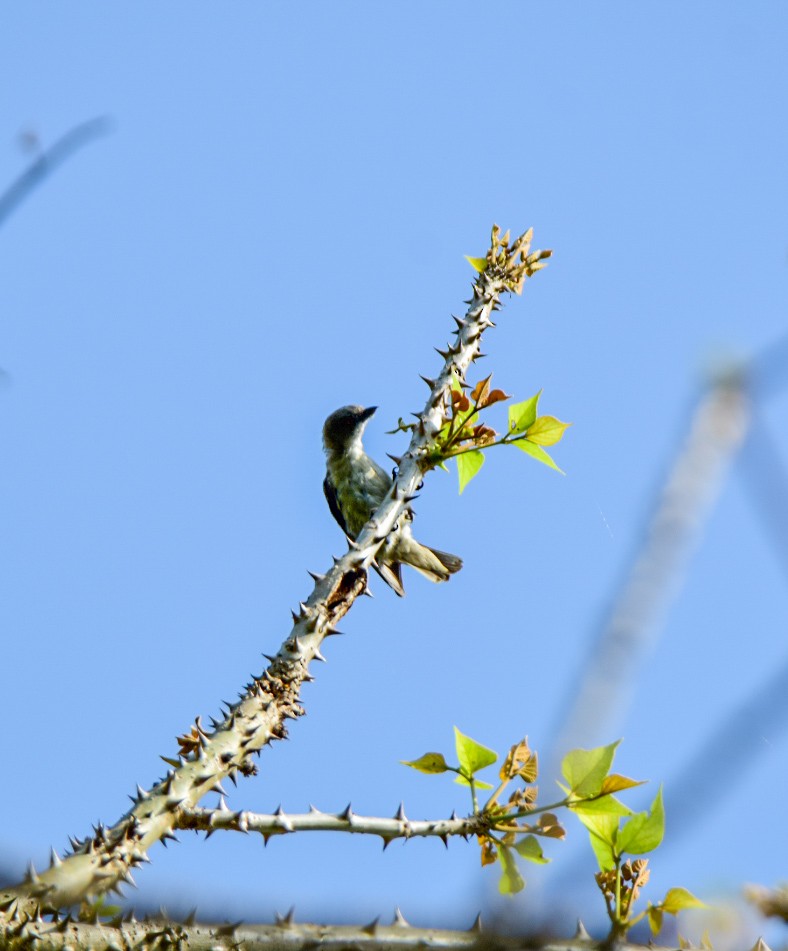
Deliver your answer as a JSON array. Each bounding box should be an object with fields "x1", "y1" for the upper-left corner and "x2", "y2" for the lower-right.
[
  {"x1": 548, "y1": 370, "x2": 750, "y2": 761},
  {"x1": 0, "y1": 227, "x2": 550, "y2": 919},
  {"x1": 0, "y1": 903, "x2": 707, "y2": 951},
  {"x1": 175, "y1": 802, "x2": 485, "y2": 846}
]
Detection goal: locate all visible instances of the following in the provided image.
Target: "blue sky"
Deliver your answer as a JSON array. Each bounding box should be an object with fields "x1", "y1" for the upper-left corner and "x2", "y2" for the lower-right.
[{"x1": 1, "y1": 3, "x2": 787, "y2": 946}]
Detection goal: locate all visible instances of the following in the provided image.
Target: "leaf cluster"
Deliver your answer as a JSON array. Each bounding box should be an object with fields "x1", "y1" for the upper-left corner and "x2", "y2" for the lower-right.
[
  {"x1": 428, "y1": 373, "x2": 570, "y2": 493},
  {"x1": 404, "y1": 732, "x2": 705, "y2": 942},
  {"x1": 561, "y1": 742, "x2": 705, "y2": 940},
  {"x1": 403, "y1": 729, "x2": 564, "y2": 896}
]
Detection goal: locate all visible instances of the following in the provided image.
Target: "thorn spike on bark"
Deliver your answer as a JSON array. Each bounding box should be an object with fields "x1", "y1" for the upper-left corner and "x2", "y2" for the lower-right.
[
  {"x1": 419, "y1": 375, "x2": 435, "y2": 389},
  {"x1": 218, "y1": 795, "x2": 230, "y2": 812},
  {"x1": 440, "y1": 833, "x2": 449, "y2": 848},
  {"x1": 213, "y1": 781, "x2": 229, "y2": 796},
  {"x1": 453, "y1": 315, "x2": 464, "y2": 330},
  {"x1": 469, "y1": 913, "x2": 483, "y2": 933},
  {"x1": 362, "y1": 917, "x2": 380, "y2": 936},
  {"x1": 275, "y1": 907, "x2": 296, "y2": 927},
  {"x1": 121, "y1": 871, "x2": 137, "y2": 888},
  {"x1": 450, "y1": 809, "x2": 458, "y2": 821},
  {"x1": 290, "y1": 609, "x2": 299, "y2": 624},
  {"x1": 49, "y1": 848, "x2": 62, "y2": 867},
  {"x1": 307, "y1": 570, "x2": 325, "y2": 583},
  {"x1": 435, "y1": 347, "x2": 450, "y2": 360},
  {"x1": 573, "y1": 920, "x2": 591, "y2": 940},
  {"x1": 183, "y1": 908, "x2": 197, "y2": 926},
  {"x1": 314, "y1": 648, "x2": 327, "y2": 662},
  {"x1": 26, "y1": 861, "x2": 38, "y2": 883},
  {"x1": 340, "y1": 803, "x2": 353, "y2": 821},
  {"x1": 392, "y1": 908, "x2": 410, "y2": 928},
  {"x1": 394, "y1": 802, "x2": 407, "y2": 821},
  {"x1": 386, "y1": 453, "x2": 402, "y2": 466}
]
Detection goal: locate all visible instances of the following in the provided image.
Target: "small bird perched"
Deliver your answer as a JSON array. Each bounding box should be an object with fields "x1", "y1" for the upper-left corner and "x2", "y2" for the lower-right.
[{"x1": 323, "y1": 405, "x2": 462, "y2": 596}]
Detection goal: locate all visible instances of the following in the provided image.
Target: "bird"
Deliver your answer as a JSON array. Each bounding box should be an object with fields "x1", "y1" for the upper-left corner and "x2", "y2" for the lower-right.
[{"x1": 322, "y1": 404, "x2": 462, "y2": 596}]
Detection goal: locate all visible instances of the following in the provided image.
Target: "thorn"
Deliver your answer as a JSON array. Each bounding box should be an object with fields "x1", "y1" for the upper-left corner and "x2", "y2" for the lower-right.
[
  {"x1": 403, "y1": 494, "x2": 419, "y2": 503},
  {"x1": 308, "y1": 804, "x2": 322, "y2": 814},
  {"x1": 361, "y1": 586, "x2": 374, "y2": 598},
  {"x1": 216, "y1": 920, "x2": 244, "y2": 936},
  {"x1": 275, "y1": 907, "x2": 295, "y2": 928},
  {"x1": 160, "y1": 755, "x2": 181, "y2": 768},
  {"x1": 449, "y1": 809, "x2": 458, "y2": 821},
  {"x1": 339, "y1": 803, "x2": 354, "y2": 821},
  {"x1": 574, "y1": 920, "x2": 591, "y2": 940},
  {"x1": 453, "y1": 315, "x2": 464, "y2": 331},
  {"x1": 121, "y1": 870, "x2": 137, "y2": 889},
  {"x1": 469, "y1": 913, "x2": 483, "y2": 933},
  {"x1": 262, "y1": 653, "x2": 277, "y2": 663},
  {"x1": 419, "y1": 375, "x2": 436, "y2": 389},
  {"x1": 26, "y1": 861, "x2": 39, "y2": 884},
  {"x1": 213, "y1": 781, "x2": 229, "y2": 796},
  {"x1": 394, "y1": 802, "x2": 407, "y2": 822},
  {"x1": 392, "y1": 908, "x2": 410, "y2": 928},
  {"x1": 183, "y1": 908, "x2": 197, "y2": 926},
  {"x1": 290, "y1": 609, "x2": 300, "y2": 624},
  {"x1": 434, "y1": 346, "x2": 450, "y2": 360},
  {"x1": 439, "y1": 833, "x2": 449, "y2": 848},
  {"x1": 308, "y1": 570, "x2": 325, "y2": 583},
  {"x1": 136, "y1": 784, "x2": 149, "y2": 801},
  {"x1": 49, "y1": 847, "x2": 62, "y2": 868},
  {"x1": 386, "y1": 453, "x2": 402, "y2": 466},
  {"x1": 381, "y1": 836, "x2": 393, "y2": 851},
  {"x1": 218, "y1": 795, "x2": 231, "y2": 812},
  {"x1": 313, "y1": 648, "x2": 327, "y2": 662},
  {"x1": 361, "y1": 917, "x2": 380, "y2": 936}
]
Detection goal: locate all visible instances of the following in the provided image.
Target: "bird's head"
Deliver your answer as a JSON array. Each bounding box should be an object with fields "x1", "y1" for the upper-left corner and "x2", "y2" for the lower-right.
[{"x1": 322, "y1": 404, "x2": 377, "y2": 454}]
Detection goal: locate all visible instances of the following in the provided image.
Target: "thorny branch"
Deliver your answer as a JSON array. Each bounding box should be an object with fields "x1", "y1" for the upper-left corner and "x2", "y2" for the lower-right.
[{"x1": 0, "y1": 227, "x2": 551, "y2": 931}]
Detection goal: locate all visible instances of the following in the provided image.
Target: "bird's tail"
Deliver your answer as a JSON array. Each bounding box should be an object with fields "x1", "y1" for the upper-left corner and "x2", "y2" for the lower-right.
[{"x1": 407, "y1": 545, "x2": 463, "y2": 583}]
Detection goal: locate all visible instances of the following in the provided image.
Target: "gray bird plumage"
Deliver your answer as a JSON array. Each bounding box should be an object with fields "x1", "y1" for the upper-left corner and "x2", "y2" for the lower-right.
[{"x1": 323, "y1": 405, "x2": 462, "y2": 596}]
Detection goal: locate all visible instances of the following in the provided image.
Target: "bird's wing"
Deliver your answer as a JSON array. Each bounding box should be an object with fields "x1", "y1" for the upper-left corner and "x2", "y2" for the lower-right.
[
  {"x1": 323, "y1": 475, "x2": 353, "y2": 538},
  {"x1": 373, "y1": 561, "x2": 405, "y2": 598}
]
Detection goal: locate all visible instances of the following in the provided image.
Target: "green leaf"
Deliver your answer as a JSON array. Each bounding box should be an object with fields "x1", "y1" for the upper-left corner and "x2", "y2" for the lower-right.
[
  {"x1": 454, "y1": 727, "x2": 497, "y2": 776},
  {"x1": 465, "y1": 255, "x2": 488, "y2": 273},
  {"x1": 585, "y1": 828, "x2": 617, "y2": 871},
  {"x1": 570, "y1": 796, "x2": 631, "y2": 872},
  {"x1": 510, "y1": 438, "x2": 564, "y2": 474},
  {"x1": 561, "y1": 741, "x2": 620, "y2": 798},
  {"x1": 648, "y1": 906, "x2": 664, "y2": 936},
  {"x1": 661, "y1": 887, "x2": 707, "y2": 915},
  {"x1": 457, "y1": 450, "x2": 485, "y2": 494},
  {"x1": 526, "y1": 415, "x2": 571, "y2": 447},
  {"x1": 401, "y1": 752, "x2": 449, "y2": 774},
  {"x1": 508, "y1": 391, "x2": 541, "y2": 434},
  {"x1": 497, "y1": 845, "x2": 525, "y2": 894},
  {"x1": 514, "y1": 835, "x2": 549, "y2": 864},
  {"x1": 616, "y1": 787, "x2": 665, "y2": 855},
  {"x1": 453, "y1": 774, "x2": 493, "y2": 790}
]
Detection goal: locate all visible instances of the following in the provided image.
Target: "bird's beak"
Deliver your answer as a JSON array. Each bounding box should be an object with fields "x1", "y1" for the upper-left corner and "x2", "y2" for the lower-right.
[{"x1": 361, "y1": 406, "x2": 377, "y2": 421}]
